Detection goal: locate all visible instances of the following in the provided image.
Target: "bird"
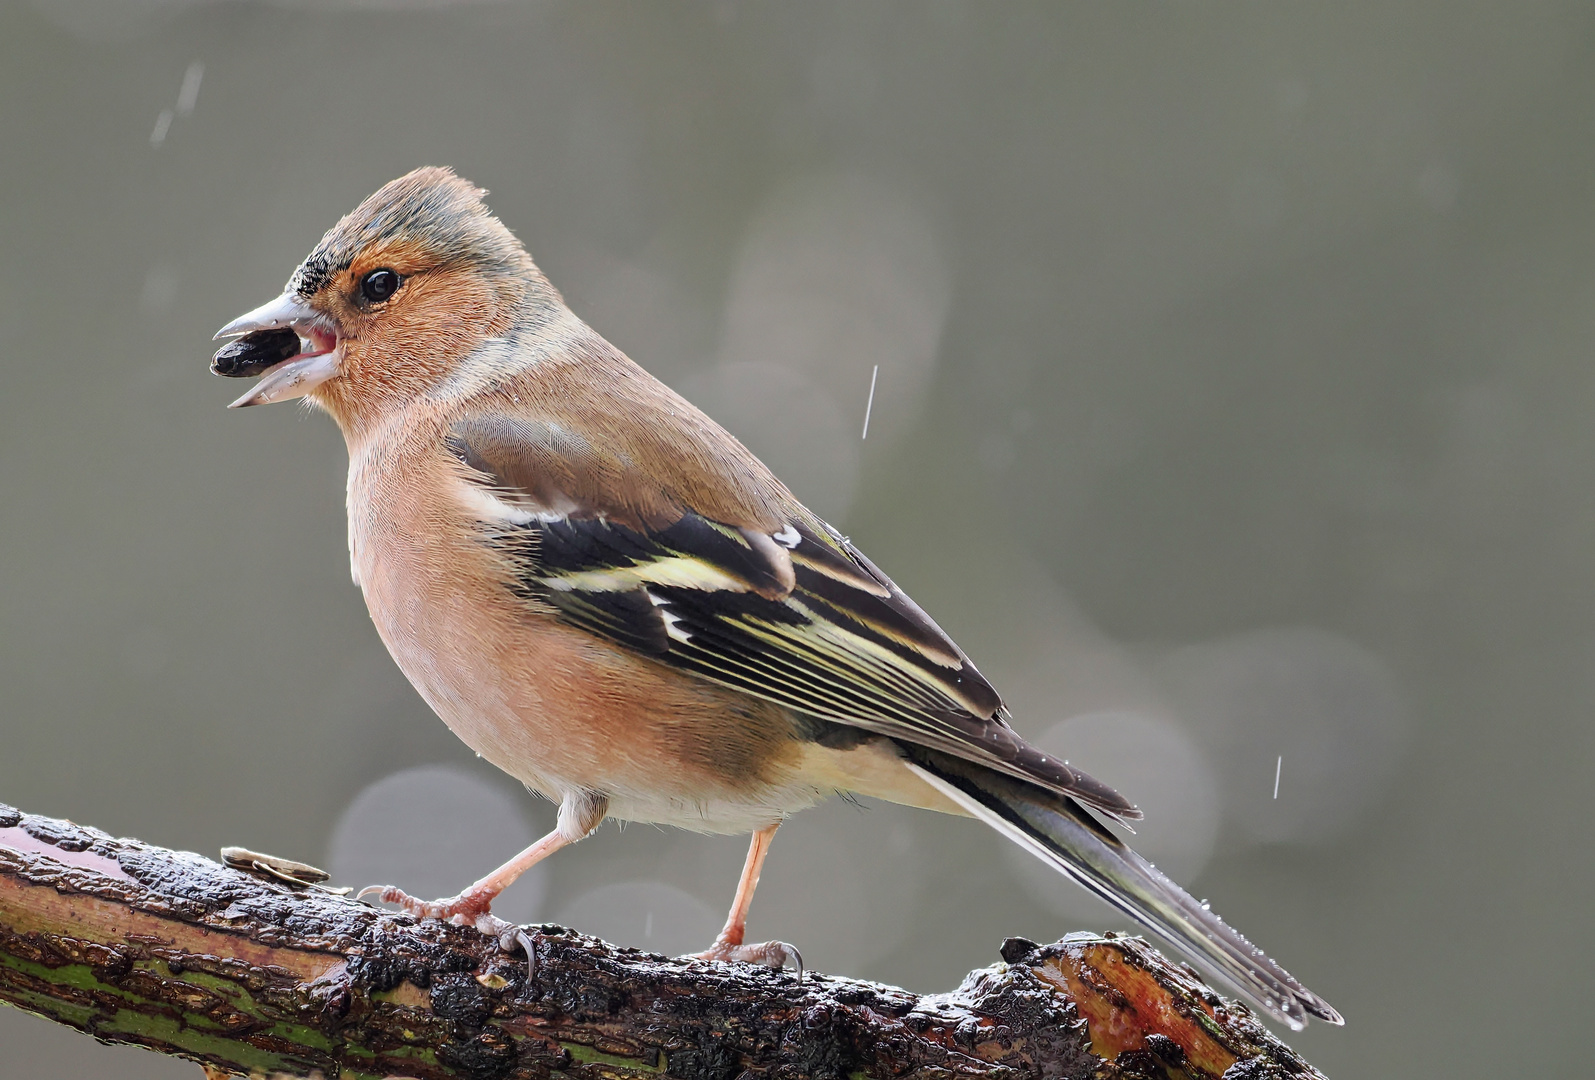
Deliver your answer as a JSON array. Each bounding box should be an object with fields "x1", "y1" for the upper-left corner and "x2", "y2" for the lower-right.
[{"x1": 211, "y1": 166, "x2": 1341, "y2": 1031}]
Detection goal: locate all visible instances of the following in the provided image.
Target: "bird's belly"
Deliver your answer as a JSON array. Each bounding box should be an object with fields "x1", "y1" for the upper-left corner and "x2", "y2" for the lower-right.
[{"x1": 356, "y1": 531, "x2": 822, "y2": 833}]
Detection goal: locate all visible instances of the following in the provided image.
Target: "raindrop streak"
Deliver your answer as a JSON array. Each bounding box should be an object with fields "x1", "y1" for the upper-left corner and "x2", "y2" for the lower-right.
[
  {"x1": 152, "y1": 61, "x2": 203, "y2": 149},
  {"x1": 861, "y1": 364, "x2": 878, "y2": 439},
  {"x1": 1273, "y1": 755, "x2": 1282, "y2": 800},
  {"x1": 176, "y1": 61, "x2": 204, "y2": 116}
]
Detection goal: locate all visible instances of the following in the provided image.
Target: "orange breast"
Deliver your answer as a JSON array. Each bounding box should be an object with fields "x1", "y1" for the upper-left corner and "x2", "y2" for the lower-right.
[{"x1": 343, "y1": 422, "x2": 810, "y2": 831}]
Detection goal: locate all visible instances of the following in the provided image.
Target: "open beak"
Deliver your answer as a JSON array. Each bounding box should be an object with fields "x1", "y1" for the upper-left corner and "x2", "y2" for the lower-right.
[{"x1": 212, "y1": 293, "x2": 343, "y2": 409}]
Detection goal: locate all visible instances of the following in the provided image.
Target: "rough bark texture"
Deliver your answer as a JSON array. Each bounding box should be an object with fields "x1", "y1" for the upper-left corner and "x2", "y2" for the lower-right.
[{"x1": 0, "y1": 803, "x2": 1325, "y2": 1080}]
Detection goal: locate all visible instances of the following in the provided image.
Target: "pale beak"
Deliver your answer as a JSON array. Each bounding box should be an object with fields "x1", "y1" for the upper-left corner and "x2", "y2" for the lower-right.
[
  {"x1": 213, "y1": 292, "x2": 317, "y2": 340},
  {"x1": 213, "y1": 292, "x2": 343, "y2": 408}
]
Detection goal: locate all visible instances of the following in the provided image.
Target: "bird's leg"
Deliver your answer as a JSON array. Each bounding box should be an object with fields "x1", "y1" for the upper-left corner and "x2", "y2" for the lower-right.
[
  {"x1": 358, "y1": 790, "x2": 607, "y2": 935},
  {"x1": 694, "y1": 823, "x2": 802, "y2": 976},
  {"x1": 357, "y1": 827, "x2": 571, "y2": 927}
]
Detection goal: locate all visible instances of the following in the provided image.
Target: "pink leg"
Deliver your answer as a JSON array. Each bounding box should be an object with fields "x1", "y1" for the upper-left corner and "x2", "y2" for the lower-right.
[
  {"x1": 358, "y1": 827, "x2": 572, "y2": 926},
  {"x1": 357, "y1": 790, "x2": 607, "y2": 933},
  {"x1": 695, "y1": 824, "x2": 801, "y2": 974}
]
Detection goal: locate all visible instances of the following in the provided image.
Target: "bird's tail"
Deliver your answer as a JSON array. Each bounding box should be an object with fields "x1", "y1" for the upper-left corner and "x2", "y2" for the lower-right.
[{"x1": 902, "y1": 746, "x2": 1342, "y2": 1031}]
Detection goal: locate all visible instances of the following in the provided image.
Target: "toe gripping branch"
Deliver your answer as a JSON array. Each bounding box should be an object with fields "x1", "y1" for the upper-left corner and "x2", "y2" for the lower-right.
[
  {"x1": 486, "y1": 913, "x2": 542, "y2": 981},
  {"x1": 699, "y1": 939, "x2": 805, "y2": 980},
  {"x1": 352, "y1": 884, "x2": 541, "y2": 979}
]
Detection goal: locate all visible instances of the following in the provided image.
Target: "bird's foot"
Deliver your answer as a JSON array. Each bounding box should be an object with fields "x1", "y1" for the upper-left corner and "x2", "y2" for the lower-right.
[
  {"x1": 357, "y1": 884, "x2": 540, "y2": 978},
  {"x1": 355, "y1": 883, "x2": 497, "y2": 925},
  {"x1": 694, "y1": 938, "x2": 804, "y2": 979}
]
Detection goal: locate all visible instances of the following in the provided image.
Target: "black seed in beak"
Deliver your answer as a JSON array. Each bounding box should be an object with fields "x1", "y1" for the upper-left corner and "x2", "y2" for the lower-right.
[{"x1": 211, "y1": 327, "x2": 302, "y2": 378}]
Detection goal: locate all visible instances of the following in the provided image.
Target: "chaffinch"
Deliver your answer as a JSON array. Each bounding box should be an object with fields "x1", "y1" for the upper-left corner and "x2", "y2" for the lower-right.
[{"x1": 212, "y1": 167, "x2": 1340, "y2": 1029}]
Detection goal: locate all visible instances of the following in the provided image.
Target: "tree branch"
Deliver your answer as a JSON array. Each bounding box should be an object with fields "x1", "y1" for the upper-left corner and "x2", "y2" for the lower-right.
[{"x1": 0, "y1": 802, "x2": 1323, "y2": 1080}]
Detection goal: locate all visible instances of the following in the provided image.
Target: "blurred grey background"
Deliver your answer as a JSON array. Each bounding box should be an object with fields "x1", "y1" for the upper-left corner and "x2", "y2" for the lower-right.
[{"x1": 2, "y1": 2, "x2": 1593, "y2": 1076}]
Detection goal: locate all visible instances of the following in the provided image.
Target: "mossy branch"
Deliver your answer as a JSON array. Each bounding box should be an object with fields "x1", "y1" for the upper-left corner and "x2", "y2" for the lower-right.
[{"x1": 0, "y1": 802, "x2": 1322, "y2": 1080}]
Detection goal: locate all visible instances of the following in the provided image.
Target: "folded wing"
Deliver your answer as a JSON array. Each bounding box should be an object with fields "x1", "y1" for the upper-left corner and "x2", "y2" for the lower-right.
[{"x1": 448, "y1": 412, "x2": 1140, "y2": 821}]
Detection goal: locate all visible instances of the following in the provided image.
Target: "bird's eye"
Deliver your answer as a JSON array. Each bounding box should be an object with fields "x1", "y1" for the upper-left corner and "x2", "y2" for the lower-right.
[{"x1": 360, "y1": 268, "x2": 401, "y2": 304}]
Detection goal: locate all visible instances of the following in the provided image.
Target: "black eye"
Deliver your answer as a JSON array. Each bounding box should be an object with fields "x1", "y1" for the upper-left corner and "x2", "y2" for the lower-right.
[{"x1": 360, "y1": 268, "x2": 400, "y2": 303}]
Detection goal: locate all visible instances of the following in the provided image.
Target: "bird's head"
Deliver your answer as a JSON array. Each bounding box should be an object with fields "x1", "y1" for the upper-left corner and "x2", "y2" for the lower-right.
[{"x1": 213, "y1": 167, "x2": 553, "y2": 428}]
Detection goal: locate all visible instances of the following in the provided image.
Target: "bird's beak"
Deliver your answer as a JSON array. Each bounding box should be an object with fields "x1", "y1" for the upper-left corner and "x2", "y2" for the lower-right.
[{"x1": 212, "y1": 292, "x2": 343, "y2": 409}]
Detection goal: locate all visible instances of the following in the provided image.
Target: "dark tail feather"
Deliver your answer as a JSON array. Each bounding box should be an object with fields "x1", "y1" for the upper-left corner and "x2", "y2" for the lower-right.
[{"x1": 903, "y1": 746, "x2": 1343, "y2": 1031}]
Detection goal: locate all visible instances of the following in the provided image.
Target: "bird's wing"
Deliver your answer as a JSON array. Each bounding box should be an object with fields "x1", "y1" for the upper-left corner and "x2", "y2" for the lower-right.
[{"x1": 447, "y1": 412, "x2": 1139, "y2": 821}]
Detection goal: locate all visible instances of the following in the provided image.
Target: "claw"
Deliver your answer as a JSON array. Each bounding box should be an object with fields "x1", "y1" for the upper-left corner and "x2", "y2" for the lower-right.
[
  {"x1": 515, "y1": 929, "x2": 539, "y2": 980},
  {"x1": 474, "y1": 913, "x2": 539, "y2": 981},
  {"x1": 772, "y1": 941, "x2": 804, "y2": 981}
]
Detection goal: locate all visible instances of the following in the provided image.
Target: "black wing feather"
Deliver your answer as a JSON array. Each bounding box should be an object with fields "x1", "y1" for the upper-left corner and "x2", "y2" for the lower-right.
[{"x1": 546, "y1": 588, "x2": 670, "y2": 656}]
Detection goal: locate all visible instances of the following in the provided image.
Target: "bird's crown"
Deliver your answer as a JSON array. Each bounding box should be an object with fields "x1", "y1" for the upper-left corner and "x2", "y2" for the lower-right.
[{"x1": 288, "y1": 166, "x2": 528, "y2": 299}]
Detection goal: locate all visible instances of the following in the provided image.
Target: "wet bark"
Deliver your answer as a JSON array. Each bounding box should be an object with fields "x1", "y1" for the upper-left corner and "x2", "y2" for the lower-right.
[{"x1": 0, "y1": 802, "x2": 1324, "y2": 1080}]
